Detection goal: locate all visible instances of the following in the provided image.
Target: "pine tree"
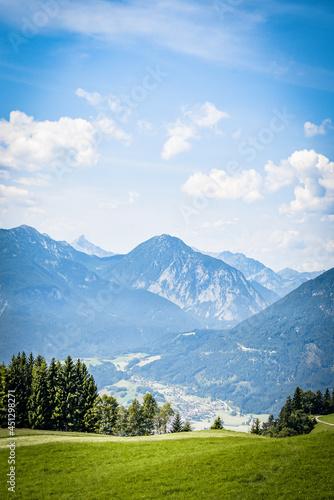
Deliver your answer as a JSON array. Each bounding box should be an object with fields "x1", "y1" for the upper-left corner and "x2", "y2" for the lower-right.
[
  {"x1": 279, "y1": 395, "x2": 292, "y2": 427},
  {"x1": 46, "y1": 358, "x2": 60, "y2": 430},
  {"x1": 7, "y1": 352, "x2": 32, "y2": 427},
  {"x1": 73, "y1": 359, "x2": 86, "y2": 431},
  {"x1": 141, "y1": 393, "x2": 158, "y2": 435},
  {"x1": 82, "y1": 374, "x2": 100, "y2": 433},
  {"x1": 211, "y1": 416, "x2": 224, "y2": 430},
  {"x1": 171, "y1": 411, "x2": 183, "y2": 433},
  {"x1": 250, "y1": 418, "x2": 261, "y2": 435},
  {"x1": 292, "y1": 386, "x2": 303, "y2": 411},
  {"x1": 323, "y1": 388, "x2": 331, "y2": 415},
  {"x1": 60, "y1": 356, "x2": 78, "y2": 431},
  {"x1": 28, "y1": 359, "x2": 48, "y2": 429},
  {"x1": 51, "y1": 360, "x2": 64, "y2": 430},
  {"x1": 314, "y1": 390, "x2": 323, "y2": 414}
]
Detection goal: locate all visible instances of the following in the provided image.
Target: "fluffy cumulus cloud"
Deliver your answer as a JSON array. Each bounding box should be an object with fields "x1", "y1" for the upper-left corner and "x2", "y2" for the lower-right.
[
  {"x1": 182, "y1": 168, "x2": 263, "y2": 203},
  {"x1": 0, "y1": 111, "x2": 99, "y2": 172},
  {"x1": 161, "y1": 102, "x2": 229, "y2": 160},
  {"x1": 304, "y1": 118, "x2": 332, "y2": 137},
  {"x1": 265, "y1": 149, "x2": 334, "y2": 215},
  {"x1": 0, "y1": 111, "x2": 131, "y2": 173}
]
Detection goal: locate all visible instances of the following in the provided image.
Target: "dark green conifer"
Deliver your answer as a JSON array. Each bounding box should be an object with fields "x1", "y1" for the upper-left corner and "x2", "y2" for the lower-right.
[
  {"x1": 211, "y1": 416, "x2": 224, "y2": 430},
  {"x1": 29, "y1": 358, "x2": 48, "y2": 429},
  {"x1": 292, "y1": 386, "x2": 303, "y2": 411},
  {"x1": 171, "y1": 411, "x2": 183, "y2": 433}
]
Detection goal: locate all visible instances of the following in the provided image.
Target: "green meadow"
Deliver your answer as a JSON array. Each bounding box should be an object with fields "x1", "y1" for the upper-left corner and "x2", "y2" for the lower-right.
[{"x1": 1, "y1": 419, "x2": 333, "y2": 500}]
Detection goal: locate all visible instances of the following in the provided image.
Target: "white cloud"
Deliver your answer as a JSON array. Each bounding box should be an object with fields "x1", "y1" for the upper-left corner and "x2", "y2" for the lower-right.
[
  {"x1": 304, "y1": 118, "x2": 332, "y2": 137},
  {"x1": 182, "y1": 168, "x2": 263, "y2": 203},
  {"x1": 201, "y1": 219, "x2": 238, "y2": 228},
  {"x1": 0, "y1": 184, "x2": 32, "y2": 206},
  {"x1": 265, "y1": 149, "x2": 334, "y2": 216},
  {"x1": 76, "y1": 89, "x2": 132, "y2": 123},
  {"x1": 15, "y1": 175, "x2": 51, "y2": 187},
  {"x1": 17, "y1": 0, "x2": 260, "y2": 64},
  {"x1": 0, "y1": 111, "x2": 131, "y2": 173},
  {"x1": 161, "y1": 102, "x2": 229, "y2": 160},
  {"x1": 24, "y1": 206, "x2": 47, "y2": 216},
  {"x1": 75, "y1": 88, "x2": 103, "y2": 107},
  {"x1": 265, "y1": 159, "x2": 296, "y2": 192},
  {"x1": 94, "y1": 116, "x2": 131, "y2": 146},
  {"x1": 184, "y1": 102, "x2": 229, "y2": 128},
  {"x1": 0, "y1": 111, "x2": 99, "y2": 172}
]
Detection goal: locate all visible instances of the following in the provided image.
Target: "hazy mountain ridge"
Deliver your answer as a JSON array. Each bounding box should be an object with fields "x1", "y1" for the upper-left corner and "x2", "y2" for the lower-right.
[
  {"x1": 133, "y1": 268, "x2": 334, "y2": 413},
  {"x1": 110, "y1": 234, "x2": 270, "y2": 328},
  {"x1": 207, "y1": 250, "x2": 323, "y2": 297},
  {"x1": 0, "y1": 226, "x2": 198, "y2": 361}
]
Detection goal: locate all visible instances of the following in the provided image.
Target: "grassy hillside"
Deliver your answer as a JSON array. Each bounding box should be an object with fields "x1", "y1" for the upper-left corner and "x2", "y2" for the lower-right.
[
  {"x1": 318, "y1": 414, "x2": 334, "y2": 424},
  {"x1": 1, "y1": 419, "x2": 333, "y2": 499}
]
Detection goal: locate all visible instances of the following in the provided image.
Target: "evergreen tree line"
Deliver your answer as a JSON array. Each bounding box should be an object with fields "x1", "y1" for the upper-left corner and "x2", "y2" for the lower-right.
[
  {"x1": 0, "y1": 352, "x2": 100, "y2": 432},
  {"x1": 251, "y1": 386, "x2": 334, "y2": 438},
  {"x1": 0, "y1": 353, "x2": 189, "y2": 436}
]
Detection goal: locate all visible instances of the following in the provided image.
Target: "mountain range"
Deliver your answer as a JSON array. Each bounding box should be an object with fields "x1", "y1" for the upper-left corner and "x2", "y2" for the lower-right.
[
  {"x1": 0, "y1": 226, "x2": 197, "y2": 361},
  {"x1": 107, "y1": 234, "x2": 269, "y2": 328},
  {"x1": 206, "y1": 250, "x2": 323, "y2": 298},
  {"x1": 0, "y1": 224, "x2": 332, "y2": 414},
  {"x1": 132, "y1": 268, "x2": 334, "y2": 413}
]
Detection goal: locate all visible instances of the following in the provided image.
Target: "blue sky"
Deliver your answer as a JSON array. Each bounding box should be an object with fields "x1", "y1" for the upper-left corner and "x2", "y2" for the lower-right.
[{"x1": 0, "y1": 0, "x2": 333, "y2": 271}]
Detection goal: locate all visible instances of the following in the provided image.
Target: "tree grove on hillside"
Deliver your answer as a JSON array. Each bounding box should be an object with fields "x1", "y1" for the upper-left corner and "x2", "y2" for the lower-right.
[
  {"x1": 1, "y1": 353, "x2": 100, "y2": 432},
  {"x1": 0, "y1": 353, "x2": 181, "y2": 436},
  {"x1": 251, "y1": 386, "x2": 334, "y2": 438}
]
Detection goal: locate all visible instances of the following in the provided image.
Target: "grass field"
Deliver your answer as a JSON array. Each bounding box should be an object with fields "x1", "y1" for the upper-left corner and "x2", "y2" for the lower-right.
[
  {"x1": 318, "y1": 414, "x2": 334, "y2": 424},
  {"x1": 0, "y1": 418, "x2": 333, "y2": 499}
]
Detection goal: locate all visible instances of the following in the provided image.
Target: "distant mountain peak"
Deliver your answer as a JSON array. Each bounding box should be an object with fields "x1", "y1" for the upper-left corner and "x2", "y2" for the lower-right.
[
  {"x1": 71, "y1": 235, "x2": 114, "y2": 258},
  {"x1": 114, "y1": 233, "x2": 269, "y2": 328}
]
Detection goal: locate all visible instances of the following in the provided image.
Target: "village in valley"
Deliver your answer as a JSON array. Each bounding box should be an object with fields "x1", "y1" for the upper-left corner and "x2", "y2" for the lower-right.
[{"x1": 89, "y1": 354, "x2": 268, "y2": 432}]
